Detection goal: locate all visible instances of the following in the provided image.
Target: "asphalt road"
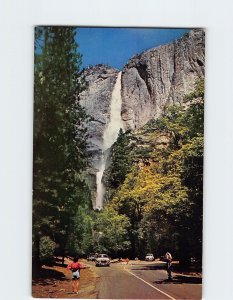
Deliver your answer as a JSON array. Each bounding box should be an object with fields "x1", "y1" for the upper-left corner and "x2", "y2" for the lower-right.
[{"x1": 91, "y1": 261, "x2": 202, "y2": 299}]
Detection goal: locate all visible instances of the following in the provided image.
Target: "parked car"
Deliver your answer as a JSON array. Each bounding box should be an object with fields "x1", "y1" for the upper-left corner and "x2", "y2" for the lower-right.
[
  {"x1": 145, "y1": 253, "x2": 155, "y2": 261},
  {"x1": 95, "y1": 254, "x2": 110, "y2": 267}
]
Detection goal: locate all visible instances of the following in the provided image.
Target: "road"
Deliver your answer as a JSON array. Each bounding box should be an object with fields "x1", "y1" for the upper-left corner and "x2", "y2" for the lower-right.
[{"x1": 90, "y1": 261, "x2": 202, "y2": 299}]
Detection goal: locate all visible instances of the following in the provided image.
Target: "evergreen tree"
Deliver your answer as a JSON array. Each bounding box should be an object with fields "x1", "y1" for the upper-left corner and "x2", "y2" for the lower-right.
[
  {"x1": 104, "y1": 129, "x2": 132, "y2": 200},
  {"x1": 33, "y1": 26, "x2": 90, "y2": 268}
]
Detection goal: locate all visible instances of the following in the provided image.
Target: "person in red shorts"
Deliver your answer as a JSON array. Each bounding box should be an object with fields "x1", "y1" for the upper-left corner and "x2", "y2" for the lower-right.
[{"x1": 67, "y1": 256, "x2": 87, "y2": 294}]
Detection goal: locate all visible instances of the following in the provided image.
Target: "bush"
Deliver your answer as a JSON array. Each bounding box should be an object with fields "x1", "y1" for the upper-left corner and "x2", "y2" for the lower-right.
[{"x1": 39, "y1": 236, "x2": 56, "y2": 265}]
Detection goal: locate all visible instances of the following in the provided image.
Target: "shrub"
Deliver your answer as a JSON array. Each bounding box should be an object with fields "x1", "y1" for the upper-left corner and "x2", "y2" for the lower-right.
[{"x1": 39, "y1": 236, "x2": 56, "y2": 265}]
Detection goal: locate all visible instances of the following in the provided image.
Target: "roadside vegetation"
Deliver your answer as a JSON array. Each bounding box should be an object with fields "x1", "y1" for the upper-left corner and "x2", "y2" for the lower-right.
[{"x1": 102, "y1": 79, "x2": 204, "y2": 265}]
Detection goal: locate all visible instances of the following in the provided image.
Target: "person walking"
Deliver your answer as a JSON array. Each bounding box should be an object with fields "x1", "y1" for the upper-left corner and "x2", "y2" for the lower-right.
[
  {"x1": 67, "y1": 256, "x2": 86, "y2": 294},
  {"x1": 165, "y1": 252, "x2": 173, "y2": 281}
]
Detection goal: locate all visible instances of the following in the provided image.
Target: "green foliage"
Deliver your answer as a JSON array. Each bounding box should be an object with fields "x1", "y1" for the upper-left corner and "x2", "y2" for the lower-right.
[
  {"x1": 104, "y1": 79, "x2": 204, "y2": 262},
  {"x1": 39, "y1": 236, "x2": 56, "y2": 263},
  {"x1": 92, "y1": 207, "x2": 131, "y2": 256},
  {"x1": 183, "y1": 79, "x2": 204, "y2": 102},
  {"x1": 66, "y1": 206, "x2": 94, "y2": 256},
  {"x1": 33, "y1": 26, "x2": 92, "y2": 266},
  {"x1": 104, "y1": 129, "x2": 132, "y2": 200},
  {"x1": 108, "y1": 129, "x2": 132, "y2": 187}
]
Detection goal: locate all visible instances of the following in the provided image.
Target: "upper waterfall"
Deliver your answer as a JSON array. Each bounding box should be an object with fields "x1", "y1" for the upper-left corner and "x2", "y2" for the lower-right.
[
  {"x1": 95, "y1": 72, "x2": 123, "y2": 209},
  {"x1": 103, "y1": 72, "x2": 123, "y2": 151}
]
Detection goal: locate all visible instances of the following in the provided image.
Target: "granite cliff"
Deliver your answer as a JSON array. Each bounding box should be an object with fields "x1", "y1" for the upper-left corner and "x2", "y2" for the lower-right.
[
  {"x1": 79, "y1": 65, "x2": 119, "y2": 204},
  {"x1": 79, "y1": 64, "x2": 119, "y2": 167},
  {"x1": 80, "y1": 29, "x2": 205, "y2": 154},
  {"x1": 121, "y1": 29, "x2": 205, "y2": 130},
  {"x1": 79, "y1": 29, "x2": 205, "y2": 206}
]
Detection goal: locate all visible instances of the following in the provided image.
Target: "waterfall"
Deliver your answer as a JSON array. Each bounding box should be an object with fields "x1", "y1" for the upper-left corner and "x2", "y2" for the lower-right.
[{"x1": 95, "y1": 72, "x2": 123, "y2": 209}]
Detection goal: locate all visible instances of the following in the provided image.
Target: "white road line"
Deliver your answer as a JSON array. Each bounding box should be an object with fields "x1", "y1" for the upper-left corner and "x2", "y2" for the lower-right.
[{"x1": 124, "y1": 267, "x2": 176, "y2": 300}]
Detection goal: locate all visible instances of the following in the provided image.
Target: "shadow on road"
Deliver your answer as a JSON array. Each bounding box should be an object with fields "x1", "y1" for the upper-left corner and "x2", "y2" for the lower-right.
[
  {"x1": 153, "y1": 275, "x2": 202, "y2": 285},
  {"x1": 131, "y1": 265, "x2": 202, "y2": 285},
  {"x1": 131, "y1": 264, "x2": 165, "y2": 271}
]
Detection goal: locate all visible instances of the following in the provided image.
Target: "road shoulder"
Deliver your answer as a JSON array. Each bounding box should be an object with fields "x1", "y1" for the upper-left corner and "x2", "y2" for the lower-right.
[{"x1": 32, "y1": 259, "x2": 99, "y2": 298}]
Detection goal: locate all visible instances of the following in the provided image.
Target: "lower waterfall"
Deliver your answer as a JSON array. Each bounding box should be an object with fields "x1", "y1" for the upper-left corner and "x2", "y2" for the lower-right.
[{"x1": 95, "y1": 72, "x2": 123, "y2": 210}]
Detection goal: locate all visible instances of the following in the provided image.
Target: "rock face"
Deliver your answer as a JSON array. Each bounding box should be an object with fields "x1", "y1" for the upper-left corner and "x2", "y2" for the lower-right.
[
  {"x1": 79, "y1": 29, "x2": 205, "y2": 206},
  {"x1": 121, "y1": 29, "x2": 205, "y2": 130},
  {"x1": 79, "y1": 65, "x2": 119, "y2": 206},
  {"x1": 79, "y1": 64, "x2": 119, "y2": 167}
]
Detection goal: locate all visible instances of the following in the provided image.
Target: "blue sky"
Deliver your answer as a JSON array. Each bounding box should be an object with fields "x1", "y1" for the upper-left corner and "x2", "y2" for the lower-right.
[{"x1": 76, "y1": 27, "x2": 190, "y2": 70}]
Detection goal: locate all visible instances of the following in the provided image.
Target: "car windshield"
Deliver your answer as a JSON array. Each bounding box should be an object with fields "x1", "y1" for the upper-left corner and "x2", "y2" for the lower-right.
[
  {"x1": 98, "y1": 254, "x2": 108, "y2": 258},
  {"x1": 146, "y1": 254, "x2": 153, "y2": 256}
]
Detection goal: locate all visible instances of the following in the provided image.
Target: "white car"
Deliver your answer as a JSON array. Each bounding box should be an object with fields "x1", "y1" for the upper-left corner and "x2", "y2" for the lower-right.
[
  {"x1": 145, "y1": 253, "x2": 154, "y2": 261},
  {"x1": 95, "y1": 254, "x2": 110, "y2": 267}
]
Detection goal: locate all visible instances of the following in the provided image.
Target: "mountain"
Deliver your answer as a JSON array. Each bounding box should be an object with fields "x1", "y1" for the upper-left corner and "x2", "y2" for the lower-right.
[
  {"x1": 79, "y1": 64, "x2": 119, "y2": 168},
  {"x1": 121, "y1": 29, "x2": 205, "y2": 130},
  {"x1": 79, "y1": 29, "x2": 205, "y2": 206}
]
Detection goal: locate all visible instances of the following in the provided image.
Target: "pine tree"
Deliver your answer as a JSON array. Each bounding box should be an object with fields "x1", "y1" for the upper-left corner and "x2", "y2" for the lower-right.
[
  {"x1": 33, "y1": 27, "x2": 90, "y2": 268},
  {"x1": 104, "y1": 129, "x2": 132, "y2": 203}
]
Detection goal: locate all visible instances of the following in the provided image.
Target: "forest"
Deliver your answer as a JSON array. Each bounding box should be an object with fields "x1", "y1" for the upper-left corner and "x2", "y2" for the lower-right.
[{"x1": 32, "y1": 26, "x2": 203, "y2": 272}]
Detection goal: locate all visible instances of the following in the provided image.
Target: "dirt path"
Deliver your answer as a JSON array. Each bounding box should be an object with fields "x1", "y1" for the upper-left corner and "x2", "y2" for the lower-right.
[{"x1": 32, "y1": 259, "x2": 99, "y2": 298}]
